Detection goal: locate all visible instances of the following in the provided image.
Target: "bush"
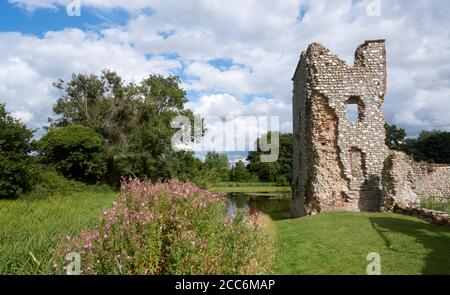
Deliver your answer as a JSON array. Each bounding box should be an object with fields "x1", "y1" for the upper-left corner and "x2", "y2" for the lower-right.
[
  {"x1": 52, "y1": 178, "x2": 275, "y2": 274},
  {"x1": 27, "y1": 166, "x2": 87, "y2": 198},
  {"x1": 37, "y1": 125, "x2": 107, "y2": 183},
  {"x1": 0, "y1": 104, "x2": 33, "y2": 199}
]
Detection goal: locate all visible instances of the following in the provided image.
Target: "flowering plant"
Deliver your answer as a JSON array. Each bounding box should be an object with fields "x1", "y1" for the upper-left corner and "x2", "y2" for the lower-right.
[{"x1": 52, "y1": 178, "x2": 274, "y2": 274}]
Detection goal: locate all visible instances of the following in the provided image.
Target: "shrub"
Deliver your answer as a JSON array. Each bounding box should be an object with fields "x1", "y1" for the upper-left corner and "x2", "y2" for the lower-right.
[
  {"x1": 52, "y1": 178, "x2": 275, "y2": 274},
  {"x1": 37, "y1": 125, "x2": 107, "y2": 183},
  {"x1": 0, "y1": 104, "x2": 33, "y2": 199},
  {"x1": 27, "y1": 166, "x2": 87, "y2": 198}
]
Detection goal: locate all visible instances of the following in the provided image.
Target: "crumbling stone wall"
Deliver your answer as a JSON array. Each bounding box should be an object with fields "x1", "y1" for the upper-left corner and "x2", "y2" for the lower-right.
[
  {"x1": 292, "y1": 40, "x2": 389, "y2": 217},
  {"x1": 381, "y1": 151, "x2": 450, "y2": 212},
  {"x1": 291, "y1": 40, "x2": 450, "y2": 222}
]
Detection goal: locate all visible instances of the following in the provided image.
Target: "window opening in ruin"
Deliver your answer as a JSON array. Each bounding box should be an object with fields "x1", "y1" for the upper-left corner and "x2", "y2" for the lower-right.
[
  {"x1": 346, "y1": 96, "x2": 364, "y2": 122},
  {"x1": 349, "y1": 147, "x2": 365, "y2": 179}
]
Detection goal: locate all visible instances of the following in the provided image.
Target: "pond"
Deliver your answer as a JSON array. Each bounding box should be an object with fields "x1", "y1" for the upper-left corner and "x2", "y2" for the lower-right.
[{"x1": 226, "y1": 192, "x2": 291, "y2": 220}]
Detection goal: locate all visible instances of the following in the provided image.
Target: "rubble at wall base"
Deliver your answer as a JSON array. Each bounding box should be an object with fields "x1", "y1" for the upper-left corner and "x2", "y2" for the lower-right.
[{"x1": 393, "y1": 205, "x2": 450, "y2": 226}]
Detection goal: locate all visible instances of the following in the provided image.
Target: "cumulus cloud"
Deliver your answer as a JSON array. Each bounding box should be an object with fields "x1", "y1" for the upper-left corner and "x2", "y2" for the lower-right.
[
  {"x1": 186, "y1": 93, "x2": 290, "y2": 152},
  {"x1": 2, "y1": 0, "x2": 450, "y2": 141},
  {"x1": 0, "y1": 29, "x2": 181, "y2": 133}
]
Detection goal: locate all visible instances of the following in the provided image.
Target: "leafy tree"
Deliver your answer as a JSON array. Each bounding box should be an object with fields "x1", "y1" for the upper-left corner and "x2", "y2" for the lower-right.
[
  {"x1": 36, "y1": 125, "x2": 107, "y2": 183},
  {"x1": 400, "y1": 129, "x2": 450, "y2": 164},
  {"x1": 203, "y1": 152, "x2": 230, "y2": 182},
  {"x1": 113, "y1": 75, "x2": 196, "y2": 182},
  {"x1": 50, "y1": 70, "x2": 201, "y2": 184},
  {"x1": 230, "y1": 160, "x2": 254, "y2": 182},
  {"x1": 0, "y1": 104, "x2": 34, "y2": 198},
  {"x1": 166, "y1": 151, "x2": 203, "y2": 182},
  {"x1": 385, "y1": 123, "x2": 407, "y2": 150},
  {"x1": 51, "y1": 70, "x2": 139, "y2": 144},
  {"x1": 247, "y1": 132, "x2": 292, "y2": 183},
  {"x1": 421, "y1": 132, "x2": 450, "y2": 163}
]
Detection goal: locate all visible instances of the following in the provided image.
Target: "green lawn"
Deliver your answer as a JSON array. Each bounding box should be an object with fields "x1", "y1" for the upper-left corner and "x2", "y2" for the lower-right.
[
  {"x1": 273, "y1": 211, "x2": 450, "y2": 275},
  {"x1": 0, "y1": 189, "x2": 117, "y2": 274},
  {"x1": 2, "y1": 188, "x2": 450, "y2": 275}
]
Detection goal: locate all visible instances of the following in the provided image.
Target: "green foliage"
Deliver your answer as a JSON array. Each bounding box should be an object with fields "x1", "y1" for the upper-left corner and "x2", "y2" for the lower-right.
[
  {"x1": 385, "y1": 123, "x2": 407, "y2": 150},
  {"x1": 27, "y1": 166, "x2": 88, "y2": 198},
  {"x1": 203, "y1": 152, "x2": 230, "y2": 184},
  {"x1": 36, "y1": 125, "x2": 107, "y2": 183},
  {"x1": 51, "y1": 70, "x2": 201, "y2": 184},
  {"x1": 211, "y1": 186, "x2": 291, "y2": 193},
  {"x1": 52, "y1": 179, "x2": 275, "y2": 274},
  {"x1": 418, "y1": 131, "x2": 450, "y2": 163},
  {"x1": 247, "y1": 132, "x2": 292, "y2": 183},
  {"x1": 384, "y1": 123, "x2": 450, "y2": 164},
  {"x1": 0, "y1": 104, "x2": 34, "y2": 199},
  {"x1": 0, "y1": 189, "x2": 116, "y2": 274},
  {"x1": 51, "y1": 70, "x2": 139, "y2": 143},
  {"x1": 421, "y1": 197, "x2": 450, "y2": 215},
  {"x1": 230, "y1": 160, "x2": 255, "y2": 182},
  {"x1": 216, "y1": 182, "x2": 279, "y2": 187},
  {"x1": 403, "y1": 130, "x2": 450, "y2": 163}
]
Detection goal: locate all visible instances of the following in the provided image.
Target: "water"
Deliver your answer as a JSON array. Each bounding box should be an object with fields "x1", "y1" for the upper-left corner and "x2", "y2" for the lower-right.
[{"x1": 226, "y1": 192, "x2": 291, "y2": 220}]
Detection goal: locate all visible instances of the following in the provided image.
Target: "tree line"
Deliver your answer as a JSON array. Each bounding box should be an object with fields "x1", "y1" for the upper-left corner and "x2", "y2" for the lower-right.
[
  {"x1": 385, "y1": 123, "x2": 450, "y2": 163},
  {"x1": 1, "y1": 69, "x2": 449, "y2": 198},
  {"x1": 0, "y1": 69, "x2": 293, "y2": 199}
]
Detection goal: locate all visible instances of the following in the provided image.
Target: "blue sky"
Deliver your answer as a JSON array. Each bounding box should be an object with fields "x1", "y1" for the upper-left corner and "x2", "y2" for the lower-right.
[
  {"x1": 0, "y1": 2, "x2": 131, "y2": 36},
  {"x1": 1, "y1": 0, "x2": 450, "y2": 154}
]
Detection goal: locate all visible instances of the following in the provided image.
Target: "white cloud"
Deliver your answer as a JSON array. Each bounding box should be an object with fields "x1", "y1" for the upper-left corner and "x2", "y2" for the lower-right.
[
  {"x1": 11, "y1": 110, "x2": 34, "y2": 123},
  {"x1": 2, "y1": 0, "x2": 450, "y2": 139},
  {"x1": 0, "y1": 29, "x2": 181, "y2": 133},
  {"x1": 186, "y1": 93, "x2": 290, "y2": 151}
]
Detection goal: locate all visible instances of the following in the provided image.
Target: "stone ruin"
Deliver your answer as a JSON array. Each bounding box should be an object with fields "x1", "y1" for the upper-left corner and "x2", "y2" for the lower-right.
[{"x1": 291, "y1": 40, "x2": 450, "y2": 224}]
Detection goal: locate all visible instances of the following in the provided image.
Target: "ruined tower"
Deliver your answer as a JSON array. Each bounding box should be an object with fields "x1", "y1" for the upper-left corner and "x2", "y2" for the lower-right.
[{"x1": 292, "y1": 40, "x2": 389, "y2": 217}]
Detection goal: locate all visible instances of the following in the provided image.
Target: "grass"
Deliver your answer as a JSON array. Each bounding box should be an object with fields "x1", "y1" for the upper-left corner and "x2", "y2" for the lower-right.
[
  {"x1": 273, "y1": 211, "x2": 450, "y2": 274},
  {"x1": 2, "y1": 183, "x2": 449, "y2": 275},
  {"x1": 0, "y1": 188, "x2": 117, "y2": 274},
  {"x1": 211, "y1": 186, "x2": 291, "y2": 193},
  {"x1": 420, "y1": 197, "x2": 450, "y2": 215}
]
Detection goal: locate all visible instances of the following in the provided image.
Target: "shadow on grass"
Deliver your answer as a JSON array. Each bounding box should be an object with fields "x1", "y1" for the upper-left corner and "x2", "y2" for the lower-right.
[{"x1": 370, "y1": 216, "x2": 450, "y2": 274}]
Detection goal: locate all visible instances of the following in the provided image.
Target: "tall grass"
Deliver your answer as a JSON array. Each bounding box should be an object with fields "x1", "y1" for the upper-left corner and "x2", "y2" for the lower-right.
[
  {"x1": 0, "y1": 188, "x2": 116, "y2": 274},
  {"x1": 421, "y1": 197, "x2": 450, "y2": 214}
]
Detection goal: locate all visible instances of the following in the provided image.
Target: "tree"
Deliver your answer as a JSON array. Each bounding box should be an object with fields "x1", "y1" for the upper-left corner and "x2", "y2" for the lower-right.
[
  {"x1": 0, "y1": 103, "x2": 34, "y2": 198},
  {"x1": 203, "y1": 152, "x2": 230, "y2": 182},
  {"x1": 247, "y1": 132, "x2": 293, "y2": 183},
  {"x1": 421, "y1": 132, "x2": 450, "y2": 163},
  {"x1": 230, "y1": 160, "x2": 253, "y2": 182},
  {"x1": 166, "y1": 151, "x2": 203, "y2": 182},
  {"x1": 37, "y1": 125, "x2": 107, "y2": 183},
  {"x1": 50, "y1": 70, "x2": 201, "y2": 184},
  {"x1": 401, "y1": 129, "x2": 450, "y2": 163},
  {"x1": 51, "y1": 70, "x2": 139, "y2": 144},
  {"x1": 385, "y1": 123, "x2": 407, "y2": 150}
]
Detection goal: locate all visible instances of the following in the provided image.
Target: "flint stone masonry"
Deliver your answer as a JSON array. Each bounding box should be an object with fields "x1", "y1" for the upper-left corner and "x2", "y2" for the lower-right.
[
  {"x1": 291, "y1": 40, "x2": 450, "y2": 221},
  {"x1": 381, "y1": 151, "x2": 450, "y2": 212},
  {"x1": 292, "y1": 40, "x2": 389, "y2": 217}
]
